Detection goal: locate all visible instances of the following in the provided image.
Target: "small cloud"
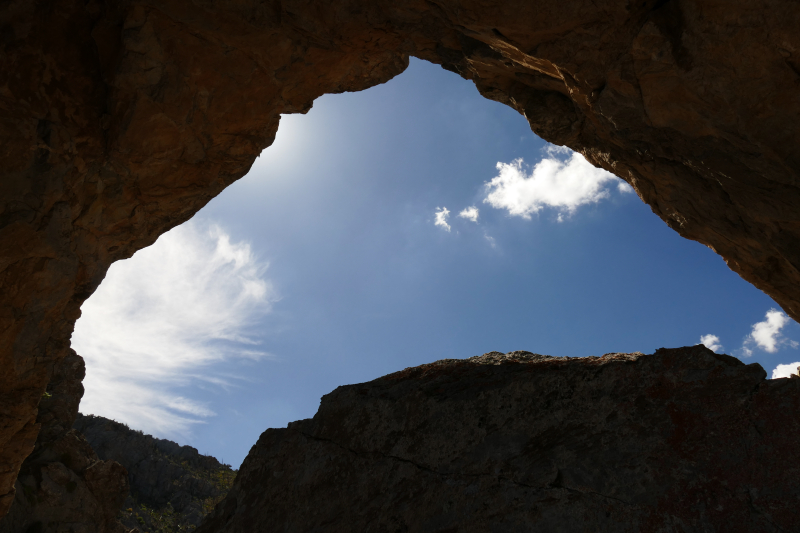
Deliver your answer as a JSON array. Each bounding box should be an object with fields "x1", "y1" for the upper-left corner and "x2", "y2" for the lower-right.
[
  {"x1": 484, "y1": 231, "x2": 496, "y2": 248},
  {"x1": 741, "y1": 309, "x2": 796, "y2": 356},
  {"x1": 772, "y1": 362, "x2": 800, "y2": 379},
  {"x1": 458, "y1": 206, "x2": 479, "y2": 222},
  {"x1": 545, "y1": 144, "x2": 572, "y2": 157},
  {"x1": 164, "y1": 396, "x2": 216, "y2": 418},
  {"x1": 72, "y1": 220, "x2": 276, "y2": 440},
  {"x1": 482, "y1": 147, "x2": 626, "y2": 220},
  {"x1": 700, "y1": 334, "x2": 723, "y2": 353},
  {"x1": 752, "y1": 310, "x2": 792, "y2": 352},
  {"x1": 618, "y1": 181, "x2": 635, "y2": 194},
  {"x1": 434, "y1": 207, "x2": 451, "y2": 232}
]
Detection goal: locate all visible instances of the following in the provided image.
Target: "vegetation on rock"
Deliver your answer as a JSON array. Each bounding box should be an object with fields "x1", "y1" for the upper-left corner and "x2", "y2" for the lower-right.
[{"x1": 74, "y1": 415, "x2": 236, "y2": 533}]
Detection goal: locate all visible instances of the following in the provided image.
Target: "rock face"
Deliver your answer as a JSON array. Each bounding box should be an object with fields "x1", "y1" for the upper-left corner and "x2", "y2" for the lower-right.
[
  {"x1": 196, "y1": 347, "x2": 800, "y2": 532},
  {"x1": 0, "y1": 436, "x2": 131, "y2": 533},
  {"x1": 0, "y1": 403, "x2": 235, "y2": 533},
  {"x1": 0, "y1": 354, "x2": 131, "y2": 533},
  {"x1": 2, "y1": 0, "x2": 800, "y2": 515},
  {"x1": 74, "y1": 414, "x2": 236, "y2": 533}
]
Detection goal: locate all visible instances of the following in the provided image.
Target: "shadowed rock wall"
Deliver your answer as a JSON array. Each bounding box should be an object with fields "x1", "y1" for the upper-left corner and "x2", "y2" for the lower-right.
[
  {"x1": 0, "y1": 353, "x2": 131, "y2": 533},
  {"x1": 1, "y1": 0, "x2": 799, "y2": 515},
  {"x1": 196, "y1": 347, "x2": 800, "y2": 532}
]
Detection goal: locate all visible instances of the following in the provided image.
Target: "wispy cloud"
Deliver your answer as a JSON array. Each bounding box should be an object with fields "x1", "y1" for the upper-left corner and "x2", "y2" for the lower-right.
[
  {"x1": 700, "y1": 334, "x2": 723, "y2": 353},
  {"x1": 458, "y1": 206, "x2": 479, "y2": 222},
  {"x1": 483, "y1": 146, "x2": 625, "y2": 220},
  {"x1": 72, "y1": 221, "x2": 276, "y2": 440},
  {"x1": 434, "y1": 207, "x2": 451, "y2": 232},
  {"x1": 741, "y1": 309, "x2": 797, "y2": 356},
  {"x1": 772, "y1": 362, "x2": 800, "y2": 379}
]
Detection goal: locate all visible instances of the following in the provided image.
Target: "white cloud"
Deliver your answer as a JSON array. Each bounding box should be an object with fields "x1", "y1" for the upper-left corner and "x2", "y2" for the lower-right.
[
  {"x1": 700, "y1": 334, "x2": 723, "y2": 353},
  {"x1": 72, "y1": 221, "x2": 276, "y2": 440},
  {"x1": 618, "y1": 181, "x2": 635, "y2": 194},
  {"x1": 434, "y1": 207, "x2": 451, "y2": 232},
  {"x1": 772, "y1": 362, "x2": 800, "y2": 379},
  {"x1": 482, "y1": 147, "x2": 625, "y2": 219},
  {"x1": 741, "y1": 309, "x2": 797, "y2": 356},
  {"x1": 458, "y1": 206, "x2": 479, "y2": 222},
  {"x1": 546, "y1": 144, "x2": 572, "y2": 157}
]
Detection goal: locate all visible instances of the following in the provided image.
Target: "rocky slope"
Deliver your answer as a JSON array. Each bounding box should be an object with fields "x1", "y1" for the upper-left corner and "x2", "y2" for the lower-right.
[
  {"x1": 74, "y1": 414, "x2": 236, "y2": 533},
  {"x1": 197, "y1": 346, "x2": 800, "y2": 532},
  {"x1": 2, "y1": 0, "x2": 800, "y2": 514}
]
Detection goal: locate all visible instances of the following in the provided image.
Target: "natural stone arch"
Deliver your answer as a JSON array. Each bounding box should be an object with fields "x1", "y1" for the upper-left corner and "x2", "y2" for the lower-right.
[{"x1": 1, "y1": 0, "x2": 799, "y2": 516}]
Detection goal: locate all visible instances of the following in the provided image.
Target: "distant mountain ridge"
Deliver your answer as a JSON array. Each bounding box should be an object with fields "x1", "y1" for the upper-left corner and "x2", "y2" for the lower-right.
[{"x1": 74, "y1": 414, "x2": 236, "y2": 533}]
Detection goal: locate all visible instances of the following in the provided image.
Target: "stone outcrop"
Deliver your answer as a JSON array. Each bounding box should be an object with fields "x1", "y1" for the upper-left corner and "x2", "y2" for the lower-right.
[
  {"x1": 197, "y1": 346, "x2": 800, "y2": 532},
  {"x1": 0, "y1": 354, "x2": 131, "y2": 533},
  {"x1": 2, "y1": 0, "x2": 800, "y2": 514},
  {"x1": 0, "y1": 439, "x2": 131, "y2": 533},
  {"x1": 74, "y1": 414, "x2": 236, "y2": 533},
  {"x1": 0, "y1": 358, "x2": 234, "y2": 533}
]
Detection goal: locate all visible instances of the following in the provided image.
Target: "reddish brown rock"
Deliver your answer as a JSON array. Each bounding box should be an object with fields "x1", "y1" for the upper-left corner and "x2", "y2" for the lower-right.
[
  {"x1": 196, "y1": 347, "x2": 800, "y2": 532},
  {"x1": 1, "y1": 0, "x2": 800, "y2": 516}
]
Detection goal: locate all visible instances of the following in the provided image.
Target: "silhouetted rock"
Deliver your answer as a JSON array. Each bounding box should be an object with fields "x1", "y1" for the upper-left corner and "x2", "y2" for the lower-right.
[
  {"x1": 197, "y1": 346, "x2": 800, "y2": 532},
  {"x1": 75, "y1": 415, "x2": 236, "y2": 533}
]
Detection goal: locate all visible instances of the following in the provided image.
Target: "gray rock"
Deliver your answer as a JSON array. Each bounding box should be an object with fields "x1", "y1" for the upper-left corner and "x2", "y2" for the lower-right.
[{"x1": 197, "y1": 346, "x2": 800, "y2": 532}]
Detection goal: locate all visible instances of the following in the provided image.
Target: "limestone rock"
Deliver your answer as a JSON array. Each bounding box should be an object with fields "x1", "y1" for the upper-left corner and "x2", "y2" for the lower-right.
[
  {"x1": 2, "y1": 0, "x2": 800, "y2": 514},
  {"x1": 197, "y1": 347, "x2": 800, "y2": 532}
]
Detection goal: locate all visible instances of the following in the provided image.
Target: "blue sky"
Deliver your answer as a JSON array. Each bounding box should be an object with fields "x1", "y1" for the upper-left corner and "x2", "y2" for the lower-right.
[{"x1": 72, "y1": 59, "x2": 800, "y2": 467}]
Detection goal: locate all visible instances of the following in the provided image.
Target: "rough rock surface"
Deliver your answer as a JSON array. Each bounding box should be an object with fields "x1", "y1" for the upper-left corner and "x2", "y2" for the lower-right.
[
  {"x1": 2, "y1": 0, "x2": 800, "y2": 514},
  {"x1": 75, "y1": 414, "x2": 236, "y2": 533},
  {"x1": 0, "y1": 355, "x2": 131, "y2": 533},
  {"x1": 197, "y1": 346, "x2": 800, "y2": 532}
]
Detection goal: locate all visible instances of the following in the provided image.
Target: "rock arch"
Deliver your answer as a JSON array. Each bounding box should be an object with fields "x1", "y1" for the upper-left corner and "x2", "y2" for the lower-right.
[{"x1": 1, "y1": 0, "x2": 799, "y2": 515}]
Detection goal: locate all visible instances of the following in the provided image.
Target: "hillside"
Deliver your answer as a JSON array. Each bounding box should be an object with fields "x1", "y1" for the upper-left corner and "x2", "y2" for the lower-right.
[{"x1": 73, "y1": 415, "x2": 236, "y2": 533}]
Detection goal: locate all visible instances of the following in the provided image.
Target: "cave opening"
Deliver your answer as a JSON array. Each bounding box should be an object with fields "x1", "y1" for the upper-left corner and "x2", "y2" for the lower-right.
[
  {"x1": 3, "y1": 0, "x2": 800, "y2": 528},
  {"x1": 69, "y1": 58, "x2": 793, "y2": 470}
]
